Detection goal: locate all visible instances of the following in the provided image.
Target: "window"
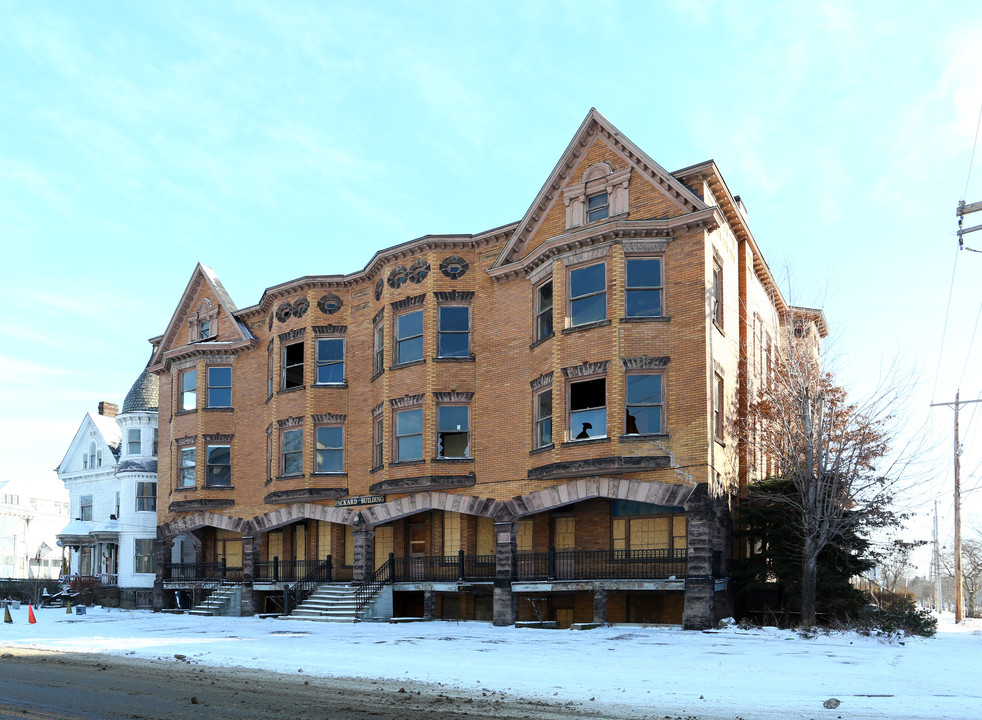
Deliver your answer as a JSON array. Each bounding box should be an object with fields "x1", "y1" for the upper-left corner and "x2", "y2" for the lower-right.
[
  {"x1": 136, "y1": 482, "x2": 157, "y2": 512},
  {"x1": 267, "y1": 350, "x2": 274, "y2": 397},
  {"x1": 437, "y1": 306, "x2": 470, "y2": 358},
  {"x1": 712, "y1": 260, "x2": 723, "y2": 327},
  {"x1": 97, "y1": 447, "x2": 102, "y2": 467},
  {"x1": 714, "y1": 373, "x2": 725, "y2": 441},
  {"x1": 315, "y1": 338, "x2": 344, "y2": 384},
  {"x1": 115, "y1": 491, "x2": 120, "y2": 518},
  {"x1": 127, "y1": 428, "x2": 141, "y2": 455},
  {"x1": 199, "y1": 319, "x2": 212, "y2": 340},
  {"x1": 79, "y1": 495, "x2": 93, "y2": 522},
  {"x1": 315, "y1": 426, "x2": 344, "y2": 473},
  {"x1": 395, "y1": 310, "x2": 423, "y2": 364},
  {"x1": 152, "y1": 429, "x2": 158, "y2": 457},
  {"x1": 612, "y1": 512, "x2": 687, "y2": 554},
  {"x1": 282, "y1": 342, "x2": 304, "y2": 389},
  {"x1": 266, "y1": 433, "x2": 273, "y2": 481},
  {"x1": 206, "y1": 445, "x2": 231, "y2": 487},
  {"x1": 207, "y1": 366, "x2": 232, "y2": 407},
  {"x1": 517, "y1": 519, "x2": 533, "y2": 552},
  {"x1": 443, "y1": 513, "x2": 461, "y2": 555},
  {"x1": 181, "y1": 369, "x2": 197, "y2": 411},
  {"x1": 625, "y1": 258, "x2": 663, "y2": 317},
  {"x1": 395, "y1": 408, "x2": 423, "y2": 461},
  {"x1": 87, "y1": 441, "x2": 96, "y2": 469},
  {"x1": 134, "y1": 538, "x2": 155, "y2": 574},
  {"x1": 281, "y1": 428, "x2": 303, "y2": 476},
  {"x1": 373, "y1": 415, "x2": 384, "y2": 469},
  {"x1": 179, "y1": 447, "x2": 196, "y2": 488},
  {"x1": 586, "y1": 191, "x2": 609, "y2": 222},
  {"x1": 373, "y1": 322, "x2": 384, "y2": 376},
  {"x1": 625, "y1": 374, "x2": 663, "y2": 435},
  {"x1": 569, "y1": 263, "x2": 606, "y2": 327},
  {"x1": 437, "y1": 406, "x2": 469, "y2": 458},
  {"x1": 535, "y1": 281, "x2": 553, "y2": 340},
  {"x1": 534, "y1": 389, "x2": 552, "y2": 448},
  {"x1": 569, "y1": 377, "x2": 606, "y2": 440}
]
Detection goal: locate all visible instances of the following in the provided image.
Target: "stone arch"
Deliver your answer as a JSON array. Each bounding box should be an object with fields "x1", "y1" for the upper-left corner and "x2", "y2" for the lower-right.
[
  {"x1": 158, "y1": 511, "x2": 250, "y2": 541},
  {"x1": 502, "y1": 477, "x2": 697, "y2": 519},
  {"x1": 250, "y1": 502, "x2": 356, "y2": 534},
  {"x1": 360, "y1": 491, "x2": 505, "y2": 527}
]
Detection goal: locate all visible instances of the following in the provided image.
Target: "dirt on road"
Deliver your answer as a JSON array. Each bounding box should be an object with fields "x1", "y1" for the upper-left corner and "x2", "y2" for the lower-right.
[{"x1": 0, "y1": 647, "x2": 687, "y2": 720}]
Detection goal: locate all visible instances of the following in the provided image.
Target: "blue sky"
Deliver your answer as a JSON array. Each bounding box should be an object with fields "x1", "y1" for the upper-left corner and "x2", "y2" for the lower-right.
[{"x1": 2, "y1": 1, "x2": 982, "y2": 561}]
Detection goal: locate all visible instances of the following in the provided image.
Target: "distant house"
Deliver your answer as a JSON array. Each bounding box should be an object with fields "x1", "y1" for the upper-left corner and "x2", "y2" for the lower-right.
[
  {"x1": 0, "y1": 478, "x2": 69, "y2": 579},
  {"x1": 55, "y1": 370, "x2": 160, "y2": 608}
]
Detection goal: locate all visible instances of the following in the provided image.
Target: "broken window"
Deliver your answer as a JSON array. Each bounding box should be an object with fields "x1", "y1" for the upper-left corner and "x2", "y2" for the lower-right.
[
  {"x1": 569, "y1": 377, "x2": 606, "y2": 440},
  {"x1": 282, "y1": 342, "x2": 304, "y2": 389},
  {"x1": 437, "y1": 405, "x2": 469, "y2": 458}
]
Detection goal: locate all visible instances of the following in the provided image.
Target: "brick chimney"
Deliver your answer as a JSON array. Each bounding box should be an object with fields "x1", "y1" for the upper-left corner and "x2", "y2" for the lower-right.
[{"x1": 98, "y1": 401, "x2": 118, "y2": 418}]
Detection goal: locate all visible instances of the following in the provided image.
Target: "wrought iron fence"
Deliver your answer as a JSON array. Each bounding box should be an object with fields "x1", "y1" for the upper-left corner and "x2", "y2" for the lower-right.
[
  {"x1": 354, "y1": 557, "x2": 392, "y2": 617},
  {"x1": 517, "y1": 548, "x2": 687, "y2": 581},
  {"x1": 254, "y1": 558, "x2": 327, "y2": 583},
  {"x1": 165, "y1": 561, "x2": 243, "y2": 583},
  {"x1": 390, "y1": 552, "x2": 496, "y2": 582}
]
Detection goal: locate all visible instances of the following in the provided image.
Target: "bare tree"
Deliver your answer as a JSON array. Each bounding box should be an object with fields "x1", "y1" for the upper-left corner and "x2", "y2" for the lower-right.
[
  {"x1": 744, "y1": 313, "x2": 919, "y2": 626},
  {"x1": 941, "y1": 538, "x2": 982, "y2": 618}
]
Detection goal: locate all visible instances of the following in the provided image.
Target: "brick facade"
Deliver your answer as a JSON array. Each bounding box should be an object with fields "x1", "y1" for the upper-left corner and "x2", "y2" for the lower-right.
[{"x1": 148, "y1": 109, "x2": 824, "y2": 628}]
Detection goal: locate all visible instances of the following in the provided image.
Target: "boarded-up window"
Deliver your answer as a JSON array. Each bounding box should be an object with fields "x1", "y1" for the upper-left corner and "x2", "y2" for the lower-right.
[
  {"x1": 443, "y1": 513, "x2": 461, "y2": 556},
  {"x1": 476, "y1": 517, "x2": 494, "y2": 556},
  {"x1": 517, "y1": 519, "x2": 533, "y2": 552},
  {"x1": 374, "y1": 524, "x2": 393, "y2": 571},
  {"x1": 554, "y1": 516, "x2": 575, "y2": 550},
  {"x1": 344, "y1": 525, "x2": 354, "y2": 567},
  {"x1": 673, "y1": 516, "x2": 688, "y2": 550},
  {"x1": 268, "y1": 531, "x2": 283, "y2": 561},
  {"x1": 295, "y1": 525, "x2": 307, "y2": 562},
  {"x1": 317, "y1": 521, "x2": 331, "y2": 561}
]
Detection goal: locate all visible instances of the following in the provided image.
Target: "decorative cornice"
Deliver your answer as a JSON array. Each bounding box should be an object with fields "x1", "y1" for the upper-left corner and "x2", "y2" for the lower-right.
[
  {"x1": 433, "y1": 391, "x2": 474, "y2": 403},
  {"x1": 369, "y1": 473, "x2": 476, "y2": 494},
  {"x1": 152, "y1": 339, "x2": 257, "y2": 374},
  {"x1": 371, "y1": 402, "x2": 384, "y2": 417},
  {"x1": 372, "y1": 308, "x2": 384, "y2": 325},
  {"x1": 168, "y1": 499, "x2": 235, "y2": 512},
  {"x1": 530, "y1": 372, "x2": 554, "y2": 390},
  {"x1": 434, "y1": 290, "x2": 475, "y2": 303},
  {"x1": 265, "y1": 423, "x2": 273, "y2": 436},
  {"x1": 620, "y1": 355, "x2": 670, "y2": 370},
  {"x1": 312, "y1": 413, "x2": 346, "y2": 424},
  {"x1": 389, "y1": 394, "x2": 425, "y2": 409},
  {"x1": 561, "y1": 242, "x2": 612, "y2": 267},
  {"x1": 562, "y1": 361, "x2": 609, "y2": 378},
  {"x1": 276, "y1": 416, "x2": 304, "y2": 428},
  {"x1": 312, "y1": 324, "x2": 347, "y2": 336},
  {"x1": 264, "y1": 488, "x2": 347, "y2": 504},
  {"x1": 622, "y1": 240, "x2": 670, "y2": 255},
  {"x1": 528, "y1": 455, "x2": 672, "y2": 481},
  {"x1": 390, "y1": 293, "x2": 425, "y2": 312},
  {"x1": 278, "y1": 328, "x2": 306, "y2": 342},
  {"x1": 202, "y1": 433, "x2": 234, "y2": 443},
  {"x1": 174, "y1": 434, "x2": 197, "y2": 447}
]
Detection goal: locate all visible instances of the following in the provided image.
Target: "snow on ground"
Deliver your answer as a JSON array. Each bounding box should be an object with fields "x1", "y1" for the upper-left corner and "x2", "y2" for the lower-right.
[{"x1": 2, "y1": 605, "x2": 980, "y2": 720}]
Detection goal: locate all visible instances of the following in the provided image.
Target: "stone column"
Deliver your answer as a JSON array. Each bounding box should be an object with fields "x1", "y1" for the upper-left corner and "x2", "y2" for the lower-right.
[
  {"x1": 493, "y1": 520, "x2": 518, "y2": 627},
  {"x1": 683, "y1": 484, "x2": 715, "y2": 630},
  {"x1": 423, "y1": 589, "x2": 436, "y2": 620},
  {"x1": 152, "y1": 535, "x2": 173, "y2": 612},
  {"x1": 240, "y1": 535, "x2": 256, "y2": 616},
  {"x1": 352, "y1": 522, "x2": 375, "y2": 583},
  {"x1": 593, "y1": 586, "x2": 607, "y2": 625}
]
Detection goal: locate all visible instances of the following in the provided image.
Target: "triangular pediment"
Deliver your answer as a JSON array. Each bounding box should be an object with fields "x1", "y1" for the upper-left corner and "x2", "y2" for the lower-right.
[
  {"x1": 148, "y1": 263, "x2": 252, "y2": 370},
  {"x1": 493, "y1": 108, "x2": 708, "y2": 268},
  {"x1": 55, "y1": 412, "x2": 121, "y2": 474}
]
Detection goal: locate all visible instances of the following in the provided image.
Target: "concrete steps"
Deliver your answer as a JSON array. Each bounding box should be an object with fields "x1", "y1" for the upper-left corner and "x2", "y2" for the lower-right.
[
  {"x1": 189, "y1": 583, "x2": 240, "y2": 616},
  {"x1": 283, "y1": 583, "x2": 361, "y2": 622}
]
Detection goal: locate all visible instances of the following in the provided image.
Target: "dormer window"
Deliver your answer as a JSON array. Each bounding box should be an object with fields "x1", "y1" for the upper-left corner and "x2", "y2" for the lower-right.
[
  {"x1": 586, "y1": 192, "x2": 609, "y2": 222},
  {"x1": 188, "y1": 298, "x2": 219, "y2": 343}
]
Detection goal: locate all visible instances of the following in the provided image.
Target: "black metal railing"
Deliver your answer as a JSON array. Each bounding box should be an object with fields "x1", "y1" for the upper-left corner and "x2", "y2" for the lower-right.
[
  {"x1": 254, "y1": 558, "x2": 327, "y2": 583},
  {"x1": 284, "y1": 557, "x2": 332, "y2": 614},
  {"x1": 354, "y1": 556, "x2": 392, "y2": 617},
  {"x1": 390, "y1": 551, "x2": 496, "y2": 582},
  {"x1": 165, "y1": 560, "x2": 244, "y2": 583},
  {"x1": 517, "y1": 548, "x2": 687, "y2": 581}
]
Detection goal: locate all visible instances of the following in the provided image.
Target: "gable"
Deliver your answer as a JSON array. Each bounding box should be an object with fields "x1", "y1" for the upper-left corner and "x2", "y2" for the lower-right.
[
  {"x1": 148, "y1": 263, "x2": 252, "y2": 370},
  {"x1": 56, "y1": 412, "x2": 121, "y2": 475},
  {"x1": 494, "y1": 108, "x2": 707, "y2": 268}
]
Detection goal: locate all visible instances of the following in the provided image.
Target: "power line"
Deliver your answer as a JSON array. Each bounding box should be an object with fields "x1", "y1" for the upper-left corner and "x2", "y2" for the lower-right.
[
  {"x1": 932, "y1": 244, "x2": 961, "y2": 404},
  {"x1": 964, "y1": 98, "x2": 982, "y2": 201}
]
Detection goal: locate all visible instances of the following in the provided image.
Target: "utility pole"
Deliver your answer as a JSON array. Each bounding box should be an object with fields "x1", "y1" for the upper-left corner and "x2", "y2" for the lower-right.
[
  {"x1": 934, "y1": 500, "x2": 941, "y2": 611},
  {"x1": 931, "y1": 393, "x2": 982, "y2": 622},
  {"x1": 957, "y1": 199, "x2": 982, "y2": 251}
]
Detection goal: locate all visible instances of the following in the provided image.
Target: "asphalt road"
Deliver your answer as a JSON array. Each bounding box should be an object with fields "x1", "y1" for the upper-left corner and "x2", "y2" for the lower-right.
[{"x1": 0, "y1": 648, "x2": 659, "y2": 720}]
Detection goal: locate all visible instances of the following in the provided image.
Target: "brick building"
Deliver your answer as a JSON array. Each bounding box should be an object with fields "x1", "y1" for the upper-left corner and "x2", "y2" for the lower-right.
[{"x1": 148, "y1": 109, "x2": 826, "y2": 628}]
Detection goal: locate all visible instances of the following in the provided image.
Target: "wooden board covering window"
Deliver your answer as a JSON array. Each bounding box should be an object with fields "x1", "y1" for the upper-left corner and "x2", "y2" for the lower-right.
[
  {"x1": 374, "y1": 524, "x2": 393, "y2": 570},
  {"x1": 476, "y1": 516, "x2": 494, "y2": 556},
  {"x1": 443, "y1": 512, "x2": 461, "y2": 556}
]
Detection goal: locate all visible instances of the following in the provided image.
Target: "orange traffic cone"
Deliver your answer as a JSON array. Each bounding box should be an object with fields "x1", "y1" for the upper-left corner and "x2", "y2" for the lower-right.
[
  {"x1": 3, "y1": 605, "x2": 11, "y2": 623},
  {"x1": 28, "y1": 605, "x2": 36, "y2": 624}
]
